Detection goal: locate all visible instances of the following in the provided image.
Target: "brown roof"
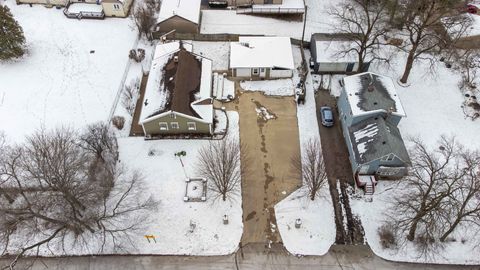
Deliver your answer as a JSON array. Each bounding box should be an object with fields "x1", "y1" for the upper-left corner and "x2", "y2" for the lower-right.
[{"x1": 162, "y1": 49, "x2": 202, "y2": 118}]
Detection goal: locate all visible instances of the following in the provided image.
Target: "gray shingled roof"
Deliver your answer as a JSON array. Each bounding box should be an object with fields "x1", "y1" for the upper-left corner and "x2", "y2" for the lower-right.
[{"x1": 348, "y1": 116, "x2": 410, "y2": 165}]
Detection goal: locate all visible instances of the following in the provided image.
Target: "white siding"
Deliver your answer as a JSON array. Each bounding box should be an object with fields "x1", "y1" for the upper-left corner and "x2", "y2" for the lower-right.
[
  {"x1": 235, "y1": 68, "x2": 251, "y2": 77},
  {"x1": 318, "y1": 63, "x2": 348, "y2": 73},
  {"x1": 270, "y1": 69, "x2": 292, "y2": 78}
]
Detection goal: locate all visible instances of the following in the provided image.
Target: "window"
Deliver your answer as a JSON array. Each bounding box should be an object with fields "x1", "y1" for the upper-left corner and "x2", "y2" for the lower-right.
[
  {"x1": 170, "y1": 113, "x2": 176, "y2": 119},
  {"x1": 159, "y1": 122, "x2": 168, "y2": 131},
  {"x1": 170, "y1": 122, "x2": 179, "y2": 129},
  {"x1": 114, "y1": 4, "x2": 120, "y2": 9},
  {"x1": 187, "y1": 122, "x2": 196, "y2": 131},
  {"x1": 377, "y1": 167, "x2": 401, "y2": 176},
  {"x1": 260, "y1": 68, "x2": 265, "y2": 72},
  {"x1": 382, "y1": 154, "x2": 395, "y2": 162},
  {"x1": 252, "y1": 68, "x2": 259, "y2": 75}
]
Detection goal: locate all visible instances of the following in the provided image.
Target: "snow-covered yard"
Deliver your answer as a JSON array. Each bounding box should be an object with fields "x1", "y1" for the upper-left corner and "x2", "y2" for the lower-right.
[
  {"x1": 116, "y1": 111, "x2": 242, "y2": 255},
  {"x1": 200, "y1": 0, "x2": 336, "y2": 40},
  {"x1": 274, "y1": 48, "x2": 336, "y2": 256},
  {"x1": 0, "y1": 3, "x2": 137, "y2": 142}
]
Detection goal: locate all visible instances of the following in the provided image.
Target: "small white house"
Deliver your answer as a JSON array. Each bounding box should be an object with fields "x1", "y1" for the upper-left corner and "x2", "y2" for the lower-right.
[
  {"x1": 229, "y1": 36, "x2": 294, "y2": 79},
  {"x1": 310, "y1": 35, "x2": 370, "y2": 74},
  {"x1": 155, "y1": 0, "x2": 201, "y2": 34}
]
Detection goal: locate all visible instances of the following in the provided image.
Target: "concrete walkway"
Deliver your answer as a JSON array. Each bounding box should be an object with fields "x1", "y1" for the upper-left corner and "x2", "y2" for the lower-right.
[{"x1": 3, "y1": 245, "x2": 478, "y2": 270}]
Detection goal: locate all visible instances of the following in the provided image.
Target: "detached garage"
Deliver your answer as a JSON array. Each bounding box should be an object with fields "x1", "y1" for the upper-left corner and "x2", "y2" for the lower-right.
[
  {"x1": 155, "y1": 0, "x2": 201, "y2": 34},
  {"x1": 310, "y1": 34, "x2": 370, "y2": 74}
]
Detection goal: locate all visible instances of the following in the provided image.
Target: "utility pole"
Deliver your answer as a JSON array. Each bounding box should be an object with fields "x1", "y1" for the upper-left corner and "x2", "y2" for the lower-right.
[{"x1": 301, "y1": 5, "x2": 308, "y2": 47}]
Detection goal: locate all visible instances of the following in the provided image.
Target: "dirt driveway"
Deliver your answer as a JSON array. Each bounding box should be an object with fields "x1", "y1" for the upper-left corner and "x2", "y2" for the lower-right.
[
  {"x1": 226, "y1": 89, "x2": 301, "y2": 246},
  {"x1": 315, "y1": 89, "x2": 364, "y2": 245}
]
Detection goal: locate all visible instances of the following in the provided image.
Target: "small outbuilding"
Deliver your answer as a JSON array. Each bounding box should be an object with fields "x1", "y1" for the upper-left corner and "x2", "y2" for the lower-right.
[
  {"x1": 310, "y1": 34, "x2": 370, "y2": 74},
  {"x1": 229, "y1": 36, "x2": 294, "y2": 79},
  {"x1": 139, "y1": 42, "x2": 213, "y2": 137},
  {"x1": 155, "y1": 0, "x2": 201, "y2": 34}
]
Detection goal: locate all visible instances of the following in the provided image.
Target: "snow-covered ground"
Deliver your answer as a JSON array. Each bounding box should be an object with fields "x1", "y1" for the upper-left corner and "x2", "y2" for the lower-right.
[
  {"x1": 240, "y1": 79, "x2": 294, "y2": 96},
  {"x1": 191, "y1": 41, "x2": 230, "y2": 71},
  {"x1": 275, "y1": 48, "x2": 336, "y2": 256},
  {"x1": 0, "y1": 3, "x2": 137, "y2": 142},
  {"x1": 116, "y1": 111, "x2": 242, "y2": 255},
  {"x1": 351, "y1": 181, "x2": 480, "y2": 264},
  {"x1": 200, "y1": 0, "x2": 336, "y2": 40},
  {"x1": 348, "y1": 48, "x2": 480, "y2": 263}
]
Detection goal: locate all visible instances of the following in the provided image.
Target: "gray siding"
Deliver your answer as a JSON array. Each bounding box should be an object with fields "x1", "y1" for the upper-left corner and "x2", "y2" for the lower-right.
[{"x1": 142, "y1": 113, "x2": 211, "y2": 136}]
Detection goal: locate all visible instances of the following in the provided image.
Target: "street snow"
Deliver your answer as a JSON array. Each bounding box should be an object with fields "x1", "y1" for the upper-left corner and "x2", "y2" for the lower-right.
[{"x1": 0, "y1": 3, "x2": 137, "y2": 142}]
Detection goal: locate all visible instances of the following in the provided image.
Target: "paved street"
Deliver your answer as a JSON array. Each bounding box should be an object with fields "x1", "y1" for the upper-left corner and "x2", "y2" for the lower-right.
[{"x1": 3, "y1": 245, "x2": 478, "y2": 270}]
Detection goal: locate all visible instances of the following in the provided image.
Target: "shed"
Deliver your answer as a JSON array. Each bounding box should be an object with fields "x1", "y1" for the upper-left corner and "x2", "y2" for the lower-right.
[
  {"x1": 155, "y1": 0, "x2": 201, "y2": 34},
  {"x1": 310, "y1": 34, "x2": 370, "y2": 74}
]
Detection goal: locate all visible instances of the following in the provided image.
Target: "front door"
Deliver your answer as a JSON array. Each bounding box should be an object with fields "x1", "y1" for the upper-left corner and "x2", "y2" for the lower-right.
[
  {"x1": 259, "y1": 68, "x2": 266, "y2": 77},
  {"x1": 346, "y1": 62, "x2": 355, "y2": 73}
]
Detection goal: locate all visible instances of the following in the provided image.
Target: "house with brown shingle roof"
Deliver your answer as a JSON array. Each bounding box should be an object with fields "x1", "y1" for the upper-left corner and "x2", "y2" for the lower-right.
[{"x1": 139, "y1": 42, "x2": 213, "y2": 137}]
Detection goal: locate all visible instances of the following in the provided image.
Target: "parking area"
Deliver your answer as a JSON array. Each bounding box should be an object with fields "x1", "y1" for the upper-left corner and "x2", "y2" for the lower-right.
[{"x1": 315, "y1": 89, "x2": 364, "y2": 245}]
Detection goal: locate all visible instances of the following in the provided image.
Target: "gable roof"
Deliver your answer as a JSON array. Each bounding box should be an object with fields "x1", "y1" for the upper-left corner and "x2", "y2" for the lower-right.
[
  {"x1": 229, "y1": 36, "x2": 294, "y2": 69},
  {"x1": 157, "y1": 0, "x2": 201, "y2": 24},
  {"x1": 140, "y1": 42, "x2": 212, "y2": 125},
  {"x1": 343, "y1": 72, "x2": 406, "y2": 117},
  {"x1": 348, "y1": 116, "x2": 410, "y2": 165}
]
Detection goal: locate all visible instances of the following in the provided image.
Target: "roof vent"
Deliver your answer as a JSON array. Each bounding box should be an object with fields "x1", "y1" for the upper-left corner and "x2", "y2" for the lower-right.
[
  {"x1": 382, "y1": 141, "x2": 386, "y2": 145},
  {"x1": 174, "y1": 56, "x2": 179, "y2": 62},
  {"x1": 368, "y1": 85, "x2": 375, "y2": 92},
  {"x1": 240, "y1": 42, "x2": 250, "y2": 48},
  {"x1": 373, "y1": 102, "x2": 378, "y2": 105}
]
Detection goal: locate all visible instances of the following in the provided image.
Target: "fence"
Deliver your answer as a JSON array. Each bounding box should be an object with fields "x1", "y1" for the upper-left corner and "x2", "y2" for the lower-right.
[
  {"x1": 152, "y1": 32, "x2": 266, "y2": 42},
  {"x1": 236, "y1": 7, "x2": 305, "y2": 14}
]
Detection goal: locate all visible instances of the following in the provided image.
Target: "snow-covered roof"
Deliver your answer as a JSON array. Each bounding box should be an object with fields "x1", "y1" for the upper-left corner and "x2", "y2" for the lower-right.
[
  {"x1": 140, "y1": 42, "x2": 180, "y2": 122},
  {"x1": 349, "y1": 117, "x2": 410, "y2": 165},
  {"x1": 140, "y1": 42, "x2": 213, "y2": 125},
  {"x1": 157, "y1": 0, "x2": 201, "y2": 24},
  {"x1": 229, "y1": 36, "x2": 294, "y2": 70},
  {"x1": 343, "y1": 72, "x2": 406, "y2": 117},
  {"x1": 311, "y1": 38, "x2": 358, "y2": 63}
]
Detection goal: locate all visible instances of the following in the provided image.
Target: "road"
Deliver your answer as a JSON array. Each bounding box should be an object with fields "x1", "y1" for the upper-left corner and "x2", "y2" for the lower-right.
[{"x1": 3, "y1": 245, "x2": 478, "y2": 270}]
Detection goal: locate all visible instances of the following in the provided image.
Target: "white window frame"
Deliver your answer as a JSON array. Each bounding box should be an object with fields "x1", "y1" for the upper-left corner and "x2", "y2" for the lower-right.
[
  {"x1": 170, "y1": 113, "x2": 176, "y2": 119},
  {"x1": 159, "y1": 122, "x2": 168, "y2": 131},
  {"x1": 187, "y1": 122, "x2": 197, "y2": 131},
  {"x1": 252, "y1": 68, "x2": 259, "y2": 75},
  {"x1": 170, "y1": 122, "x2": 179, "y2": 129},
  {"x1": 382, "y1": 154, "x2": 395, "y2": 162}
]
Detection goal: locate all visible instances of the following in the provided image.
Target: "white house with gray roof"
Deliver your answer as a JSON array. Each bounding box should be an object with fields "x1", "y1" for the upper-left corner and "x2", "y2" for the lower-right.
[{"x1": 337, "y1": 72, "x2": 410, "y2": 193}]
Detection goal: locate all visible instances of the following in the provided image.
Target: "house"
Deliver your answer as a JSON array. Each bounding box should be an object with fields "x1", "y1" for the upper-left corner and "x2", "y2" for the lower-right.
[
  {"x1": 337, "y1": 72, "x2": 410, "y2": 192},
  {"x1": 310, "y1": 34, "x2": 370, "y2": 74},
  {"x1": 229, "y1": 36, "x2": 294, "y2": 79},
  {"x1": 101, "y1": 0, "x2": 132, "y2": 17},
  {"x1": 139, "y1": 42, "x2": 214, "y2": 137},
  {"x1": 155, "y1": 0, "x2": 201, "y2": 34}
]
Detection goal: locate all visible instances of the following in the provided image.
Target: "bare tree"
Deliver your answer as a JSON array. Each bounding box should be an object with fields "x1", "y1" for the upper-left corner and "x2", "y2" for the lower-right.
[
  {"x1": 453, "y1": 49, "x2": 480, "y2": 92},
  {"x1": 391, "y1": 136, "x2": 464, "y2": 242},
  {"x1": 133, "y1": 4, "x2": 156, "y2": 39},
  {"x1": 292, "y1": 138, "x2": 327, "y2": 201},
  {"x1": 0, "y1": 128, "x2": 155, "y2": 268},
  {"x1": 121, "y1": 78, "x2": 140, "y2": 117},
  {"x1": 79, "y1": 122, "x2": 119, "y2": 164},
  {"x1": 439, "y1": 149, "x2": 480, "y2": 242},
  {"x1": 395, "y1": 0, "x2": 465, "y2": 83},
  {"x1": 328, "y1": 0, "x2": 390, "y2": 72},
  {"x1": 196, "y1": 137, "x2": 244, "y2": 201}
]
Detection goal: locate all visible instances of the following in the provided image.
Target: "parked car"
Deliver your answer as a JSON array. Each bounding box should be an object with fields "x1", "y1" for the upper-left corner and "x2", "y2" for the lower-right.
[{"x1": 320, "y1": 106, "x2": 334, "y2": 127}]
